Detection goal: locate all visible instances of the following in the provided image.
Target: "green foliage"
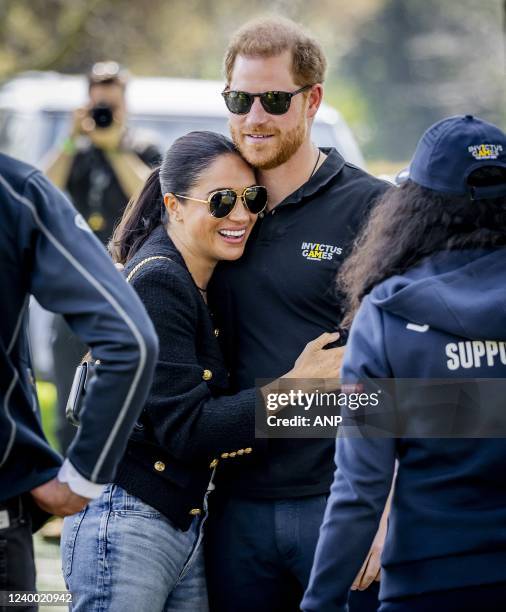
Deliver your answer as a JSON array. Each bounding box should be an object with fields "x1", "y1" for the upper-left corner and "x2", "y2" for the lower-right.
[
  {"x1": 0, "y1": 0, "x2": 383, "y2": 79},
  {"x1": 0, "y1": 0, "x2": 503, "y2": 161},
  {"x1": 324, "y1": 80, "x2": 372, "y2": 146},
  {"x1": 36, "y1": 381, "x2": 59, "y2": 451},
  {"x1": 344, "y1": 0, "x2": 505, "y2": 160}
]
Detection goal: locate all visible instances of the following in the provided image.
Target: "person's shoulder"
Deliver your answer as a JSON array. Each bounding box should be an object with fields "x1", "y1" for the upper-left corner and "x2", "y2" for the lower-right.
[
  {"x1": 0, "y1": 153, "x2": 40, "y2": 194},
  {"x1": 127, "y1": 251, "x2": 195, "y2": 305},
  {"x1": 128, "y1": 256, "x2": 200, "y2": 330},
  {"x1": 339, "y1": 161, "x2": 391, "y2": 196},
  {"x1": 128, "y1": 254, "x2": 187, "y2": 283},
  {"x1": 323, "y1": 161, "x2": 390, "y2": 218},
  {"x1": 0, "y1": 154, "x2": 64, "y2": 219}
]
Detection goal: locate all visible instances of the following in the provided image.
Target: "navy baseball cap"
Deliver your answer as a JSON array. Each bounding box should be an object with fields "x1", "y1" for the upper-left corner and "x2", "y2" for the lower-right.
[{"x1": 398, "y1": 115, "x2": 506, "y2": 199}]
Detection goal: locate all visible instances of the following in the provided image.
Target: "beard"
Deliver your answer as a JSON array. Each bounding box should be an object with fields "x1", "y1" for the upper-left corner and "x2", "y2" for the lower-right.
[{"x1": 230, "y1": 110, "x2": 308, "y2": 170}]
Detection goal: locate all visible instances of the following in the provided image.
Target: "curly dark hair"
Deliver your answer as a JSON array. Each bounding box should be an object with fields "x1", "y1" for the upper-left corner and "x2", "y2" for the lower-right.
[{"x1": 338, "y1": 168, "x2": 506, "y2": 328}]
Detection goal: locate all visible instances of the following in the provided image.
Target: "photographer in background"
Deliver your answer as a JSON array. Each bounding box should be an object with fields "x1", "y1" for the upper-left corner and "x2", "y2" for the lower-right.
[
  {"x1": 45, "y1": 60, "x2": 160, "y2": 244},
  {"x1": 44, "y1": 61, "x2": 161, "y2": 462}
]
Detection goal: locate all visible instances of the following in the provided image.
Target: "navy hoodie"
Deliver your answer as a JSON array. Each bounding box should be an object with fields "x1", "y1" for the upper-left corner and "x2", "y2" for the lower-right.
[{"x1": 302, "y1": 248, "x2": 506, "y2": 611}]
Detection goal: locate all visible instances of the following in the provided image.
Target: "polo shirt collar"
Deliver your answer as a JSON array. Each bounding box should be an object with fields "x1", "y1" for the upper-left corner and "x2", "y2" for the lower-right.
[{"x1": 275, "y1": 147, "x2": 345, "y2": 209}]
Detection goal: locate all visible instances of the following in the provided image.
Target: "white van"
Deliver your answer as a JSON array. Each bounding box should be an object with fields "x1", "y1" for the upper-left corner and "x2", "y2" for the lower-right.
[{"x1": 0, "y1": 71, "x2": 365, "y2": 168}]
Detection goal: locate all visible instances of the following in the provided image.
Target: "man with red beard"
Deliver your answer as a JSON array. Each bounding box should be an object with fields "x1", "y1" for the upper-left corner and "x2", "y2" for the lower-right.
[{"x1": 206, "y1": 16, "x2": 389, "y2": 612}]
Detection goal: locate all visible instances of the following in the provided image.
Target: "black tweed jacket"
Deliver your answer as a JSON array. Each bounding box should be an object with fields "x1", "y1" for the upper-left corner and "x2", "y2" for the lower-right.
[{"x1": 114, "y1": 225, "x2": 260, "y2": 530}]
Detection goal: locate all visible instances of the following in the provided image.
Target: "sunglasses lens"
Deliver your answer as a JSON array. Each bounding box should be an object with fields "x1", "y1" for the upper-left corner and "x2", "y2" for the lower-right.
[
  {"x1": 223, "y1": 90, "x2": 294, "y2": 115},
  {"x1": 223, "y1": 91, "x2": 252, "y2": 114},
  {"x1": 244, "y1": 186, "x2": 268, "y2": 213},
  {"x1": 260, "y1": 91, "x2": 291, "y2": 115},
  {"x1": 209, "y1": 190, "x2": 237, "y2": 218}
]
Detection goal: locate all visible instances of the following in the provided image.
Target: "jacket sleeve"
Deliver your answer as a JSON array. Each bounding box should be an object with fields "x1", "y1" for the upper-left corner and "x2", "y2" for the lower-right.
[
  {"x1": 19, "y1": 170, "x2": 158, "y2": 484},
  {"x1": 302, "y1": 297, "x2": 396, "y2": 612},
  {"x1": 132, "y1": 266, "x2": 260, "y2": 463}
]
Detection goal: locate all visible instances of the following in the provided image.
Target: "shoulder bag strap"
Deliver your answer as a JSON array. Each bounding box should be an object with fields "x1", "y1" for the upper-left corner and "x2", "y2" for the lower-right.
[{"x1": 126, "y1": 255, "x2": 173, "y2": 284}]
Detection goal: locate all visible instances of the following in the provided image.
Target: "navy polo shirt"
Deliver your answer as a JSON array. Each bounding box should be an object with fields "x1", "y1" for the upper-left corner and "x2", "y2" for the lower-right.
[{"x1": 209, "y1": 148, "x2": 389, "y2": 498}]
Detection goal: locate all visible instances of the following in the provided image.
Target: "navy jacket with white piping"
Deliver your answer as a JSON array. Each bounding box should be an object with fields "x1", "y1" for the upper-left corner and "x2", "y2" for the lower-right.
[
  {"x1": 0, "y1": 153, "x2": 158, "y2": 507},
  {"x1": 302, "y1": 248, "x2": 506, "y2": 610}
]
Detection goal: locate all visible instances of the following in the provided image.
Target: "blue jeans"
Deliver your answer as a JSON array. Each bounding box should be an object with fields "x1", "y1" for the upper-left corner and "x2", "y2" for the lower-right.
[
  {"x1": 205, "y1": 495, "x2": 379, "y2": 612},
  {"x1": 62, "y1": 484, "x2": 209, "y2": 611}
]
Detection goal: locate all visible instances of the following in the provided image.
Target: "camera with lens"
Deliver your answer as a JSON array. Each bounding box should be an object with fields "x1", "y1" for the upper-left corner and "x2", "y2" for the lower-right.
[{"x1": 90, "y1": 103, "x2": 114, "y2": 129}]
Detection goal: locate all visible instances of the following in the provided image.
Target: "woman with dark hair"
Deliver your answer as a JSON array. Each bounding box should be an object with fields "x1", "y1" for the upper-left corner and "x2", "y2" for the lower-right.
[
  {"x1": 62, "y1": 131, "x2": 342, "y2": 611},
  {"x1": 302, "y1": 115, "x2": 506, "y2": 611}
]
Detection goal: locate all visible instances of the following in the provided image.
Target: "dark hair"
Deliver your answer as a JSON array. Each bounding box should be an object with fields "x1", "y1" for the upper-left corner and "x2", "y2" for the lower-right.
[
  {"x1": 110, "y1": 131, "x2": 238, "y2": 264},
  {"x1": 339, "y1": 168, "x2": 506, "y2": 328}
]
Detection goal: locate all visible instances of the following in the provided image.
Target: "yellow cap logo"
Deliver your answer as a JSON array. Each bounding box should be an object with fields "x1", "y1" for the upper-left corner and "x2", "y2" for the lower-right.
[{"x1": 468, "y1": 144, "x2": 503, "y2": 160}]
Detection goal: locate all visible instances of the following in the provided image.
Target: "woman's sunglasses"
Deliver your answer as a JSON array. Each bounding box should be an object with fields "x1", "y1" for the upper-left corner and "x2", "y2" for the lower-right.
[
  {"x1": 174, "y1": 185, "x2": 268, "y2": 219},
  {"x1": 222, "y1": 85, "x2": 312, "y2": 115}
]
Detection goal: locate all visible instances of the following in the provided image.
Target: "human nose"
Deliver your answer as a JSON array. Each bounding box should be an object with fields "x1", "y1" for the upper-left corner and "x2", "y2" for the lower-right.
[
  {"x1": 244, "y1": 96, "x2": 269, "y2": 125},
  {"x1": 228, "y1": 196, "x2": 252, "y2": 223}
]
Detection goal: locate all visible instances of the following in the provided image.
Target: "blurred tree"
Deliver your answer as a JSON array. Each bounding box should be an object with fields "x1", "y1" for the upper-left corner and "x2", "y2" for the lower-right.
[
  {"x1": 0, "y1": 0, "x2": 380, "y2": 136},
  {"x1": 345, "y1": 0, "x2": 505, "y2": 160},
  {"x1": 0, "y1": 0, "x2": 381, "y2": 79},
  {"x1": 0, "y1": 0, "x2": 503, "y2": 161},
  {"x1": 0, "y1": 0, "x2": 105, "y2": 78}
]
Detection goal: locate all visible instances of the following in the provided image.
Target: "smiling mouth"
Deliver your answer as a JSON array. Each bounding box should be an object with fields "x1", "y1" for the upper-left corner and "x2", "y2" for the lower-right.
[
  {"x1": 218, "y1": 228, "x2": 247, "y2": 242},
  {"x1": 245, "y1": 133, "x2": 274, "y2": 140}
]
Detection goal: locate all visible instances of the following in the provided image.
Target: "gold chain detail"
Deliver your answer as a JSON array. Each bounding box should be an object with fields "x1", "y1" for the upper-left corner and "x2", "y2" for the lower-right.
[{"x1": 126, "y1": 256, "x2": 172, "y2": 283}]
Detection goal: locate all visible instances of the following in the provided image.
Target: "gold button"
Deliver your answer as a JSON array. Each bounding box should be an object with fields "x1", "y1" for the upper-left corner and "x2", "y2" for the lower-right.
[
  {"x1": 154, "y1": 461, "x2": 166, "y2": 472},
  {"x1": 229, "y1": 452, "x2": 237, "y2": 458},
  {"x1": 202, "y1": 369, "x2": 213, "y2": 381},
  {"x1": 244, "y1": 447, "x2": 253, "y2": 454},
  {"x1": 237, "y1": 449, "x2": 244, "y2": 456},
  {"x1": 209, "y1": 459, "x2": 219, "y2": 468},
  {"x1": 214, "y1": 328, "x2": 220, "y2": 337},
  {"x1": 221, "y1": 452, "x2": 229, "y2": 459},
  {"x1": 189, "y1": 508, "x2": 202, "y2": 516}
]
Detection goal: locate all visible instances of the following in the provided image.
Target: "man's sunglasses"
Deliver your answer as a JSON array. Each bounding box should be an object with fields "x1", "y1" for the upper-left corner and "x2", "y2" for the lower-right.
[
  {"x1": 175, "y1": 185, "x2": 268, "y2": 219},
  {"x1": 222, "y1": 85, "x2": 312, "y2": 115}
]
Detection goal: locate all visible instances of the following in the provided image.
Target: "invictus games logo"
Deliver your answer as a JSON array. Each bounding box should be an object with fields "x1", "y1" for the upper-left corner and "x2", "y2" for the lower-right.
[
  {"x1": 468, "y1": 144, "x2": 503, "y2": 160},
  {"x1": 301, "y1": 241, "x2": 342, "y2": 262}
]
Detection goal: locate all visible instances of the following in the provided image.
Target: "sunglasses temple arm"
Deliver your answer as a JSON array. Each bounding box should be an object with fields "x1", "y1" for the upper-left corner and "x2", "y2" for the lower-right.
[{"x1": 174, "y1": 194, "x2": 210, "y2": 204}]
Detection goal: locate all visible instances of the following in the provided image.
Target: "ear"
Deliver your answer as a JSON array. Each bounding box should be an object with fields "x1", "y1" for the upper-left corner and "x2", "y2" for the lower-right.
[
  {"x1": 306, "y1": 84, "x2": 323, "y2": 120},
  {"x1": 164, "y1": 193, "x2": 183, "y2": 222}
]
